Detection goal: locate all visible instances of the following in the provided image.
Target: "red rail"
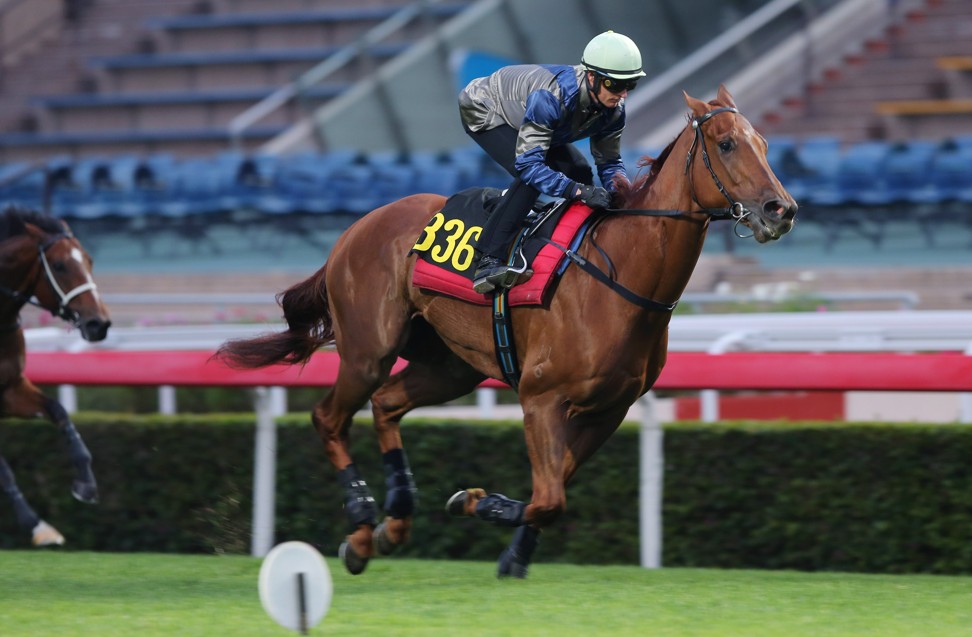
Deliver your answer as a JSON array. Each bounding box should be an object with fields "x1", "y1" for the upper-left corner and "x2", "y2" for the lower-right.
[{"x1": 23, "y1": 350, "x2": 972, "y2": 392}]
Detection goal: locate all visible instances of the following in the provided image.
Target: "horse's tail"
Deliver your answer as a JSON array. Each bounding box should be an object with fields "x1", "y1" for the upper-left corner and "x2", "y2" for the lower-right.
[{"x1": 215, "y1": 264, "x2": 334, "y2": 369}]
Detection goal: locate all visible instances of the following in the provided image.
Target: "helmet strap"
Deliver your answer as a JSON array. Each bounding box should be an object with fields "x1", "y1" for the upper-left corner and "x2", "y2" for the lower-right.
[{"x1": 586, "y1": 71, "x2": 607, "y2": 110}]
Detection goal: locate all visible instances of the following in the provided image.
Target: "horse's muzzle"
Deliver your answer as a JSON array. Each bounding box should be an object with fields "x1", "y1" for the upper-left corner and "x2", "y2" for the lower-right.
[
  {"x1": 750, "y1": 198, "x2": 798, "y2": 242},
  {"x1": 81, "y1": 318, "x2": 111, "y2": 342}
]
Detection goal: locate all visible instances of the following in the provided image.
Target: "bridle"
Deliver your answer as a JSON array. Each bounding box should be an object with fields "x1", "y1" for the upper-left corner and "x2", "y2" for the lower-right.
[
  {"x1": 0, "y1": 233, "x2": 98, "y2": 327},
  {"x1": 39, "y1": 233, "x2": 98, "y2": 324},
  {"x1": 683, "y1": 106, "x2": 753, "y2": 237},
  {"x1": 543, "y1": 104, "x2": 762, "y2": 311}
]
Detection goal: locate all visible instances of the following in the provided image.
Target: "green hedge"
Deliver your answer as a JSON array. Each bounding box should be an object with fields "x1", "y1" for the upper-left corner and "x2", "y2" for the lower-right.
[{"x1": 1, "y1": 416, "x2": 970, "y2": 574}]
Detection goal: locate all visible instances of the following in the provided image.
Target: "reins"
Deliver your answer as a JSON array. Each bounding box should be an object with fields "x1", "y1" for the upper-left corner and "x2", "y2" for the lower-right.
[
  {"x1": 597, "y1": 108, "x2": 750, "y2": 223},
  {"x1": 546, "y1": 106, "x2": 749, "y2": 311},
  {"x1": 491, "y1": 105, "x2": 757, "y2": 387}
]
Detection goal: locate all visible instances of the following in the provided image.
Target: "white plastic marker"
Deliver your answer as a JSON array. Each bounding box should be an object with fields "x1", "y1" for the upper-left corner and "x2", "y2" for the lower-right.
[{"x1": 259, "y1": 541, "x2": 333, "y2": 634}]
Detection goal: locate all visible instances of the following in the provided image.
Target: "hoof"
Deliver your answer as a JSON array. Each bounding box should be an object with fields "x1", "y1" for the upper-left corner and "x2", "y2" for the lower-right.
[
  {"x1": 373, "y1": 519, "x2": 409, "y2": 556},
  {"x1": 445, "y1": 490, "x2": 468, "y2": 516},
  {"x1": 497, "y1": 525, "x2": 539, "y2": 579},
  {"x1": 339, "y1": 539, "x2": 369, "y2": 575},
  {"x1": 373, "y1": 520, "x2": 395, "y2": 556},
  {"x1": 445, "y1": 488, "x2": 485, "y2": 516},
  {"x1": 32, "y1": 521, "x2": 65, "y2": 547},
  {"x1": 497, "y1": 546, "x2": 529, "y2": 579},
  {"x1": 71, "y1": 480, "x2": 98, "y2": 504}
]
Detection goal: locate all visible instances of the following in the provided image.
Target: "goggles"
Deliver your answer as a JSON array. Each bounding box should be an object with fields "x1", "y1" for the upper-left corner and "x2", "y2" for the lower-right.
[{"x1": 600, "y1": 76, "x2": 638, "y2": 94}]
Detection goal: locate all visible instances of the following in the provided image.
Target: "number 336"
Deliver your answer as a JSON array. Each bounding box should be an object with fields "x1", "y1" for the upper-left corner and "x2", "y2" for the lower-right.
[{"x1": 412, "y1": 212, "x2": 482, "y2": 271}]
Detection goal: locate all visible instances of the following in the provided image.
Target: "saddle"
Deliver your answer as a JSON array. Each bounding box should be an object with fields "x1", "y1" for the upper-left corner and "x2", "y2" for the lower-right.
[{"x1": 410, "y1": 187, "x2": 597, "y2": 306}]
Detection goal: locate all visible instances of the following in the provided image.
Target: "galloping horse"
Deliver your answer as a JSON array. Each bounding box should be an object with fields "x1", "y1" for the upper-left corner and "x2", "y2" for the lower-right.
[
  {"x1": 218, "y1": 86, "x2": 797, "y2": 577},
  {"x1": 0, "y1": 205, "x2": 111, "y2": 546}
]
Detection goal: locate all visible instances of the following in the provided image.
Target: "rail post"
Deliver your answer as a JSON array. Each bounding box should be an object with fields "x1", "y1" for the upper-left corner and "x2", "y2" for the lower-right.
[
  {"x1": 639, "y1": 392, "x2": 663, "y2": 568},
  {"x1": 251, "y1": 386, "x2": 286, "y2": 557}
]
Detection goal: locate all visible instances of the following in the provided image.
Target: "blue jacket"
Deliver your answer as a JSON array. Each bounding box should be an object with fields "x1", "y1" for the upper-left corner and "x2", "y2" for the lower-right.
[{"x1": 459, "y1": 64, "x2": 628, "y2": 197}]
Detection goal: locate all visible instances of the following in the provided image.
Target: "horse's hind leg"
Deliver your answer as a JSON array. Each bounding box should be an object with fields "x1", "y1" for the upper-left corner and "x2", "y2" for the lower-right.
[
  {"x1": 312, "y1": 365, "x2": 387, "y2": 575},
  {"x1": 3, "y1": 377, "x2": 97, "y2": 504},
  {"x1": 369, "y1": 352, "x2": 485, "y2": 556},
  {"x1": 0, "y1": 450, "x2": 64, "y2": 546},
  {"x1": 314, "y1": 317, "x2": 419, "y2": 574}
]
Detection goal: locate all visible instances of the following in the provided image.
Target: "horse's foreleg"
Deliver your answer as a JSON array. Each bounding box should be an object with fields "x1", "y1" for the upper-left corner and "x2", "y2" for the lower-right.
[
  {"x1": 0, "y1": 451, "x2": 40, "y2": 529},
  {"x1": 0, "y1": 451, "x2": 64, "y2": 546},
  {"x1": 3, "y1": 378, "x2": 97, "y2": 504},
  {"x1": 448, "y1": 401, "x2": 627, "y2": 578},
  {"x1": 45, "y1": 396, "x2": 98, "y2": 503},
  {"x1": 444, "y1": 399, "x2": 567, "y2": 578}
]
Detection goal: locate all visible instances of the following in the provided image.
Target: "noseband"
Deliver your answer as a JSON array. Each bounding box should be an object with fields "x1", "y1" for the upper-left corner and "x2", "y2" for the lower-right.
[
  {"x1": 38, "y1": 234, "x2": 98, "y2": 324},
  {"x1": 684, "y1": 106, "x2": 753, "y2": 237}
]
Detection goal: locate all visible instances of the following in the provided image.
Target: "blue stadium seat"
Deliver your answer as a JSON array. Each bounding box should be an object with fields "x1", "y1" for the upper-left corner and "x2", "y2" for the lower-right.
[
  {"x1": 0, "y1": 162, "x2": 45, "y2": 209},
  {"x1": 883, "y1": 141, "x2": 937, "y2": 204},
  {"x1": 837, "y1": 141, "x2": 894, "y2": 207},
  {"x1": 412, "y1": 164, "x2": 462, "y2": 197},
  {"x1": 156, "y1": 157, "x2": 222, "y2": 219},
  {"x1": 764, "y1": 136, "x2": 798, "y2": 194},
  {"x1": 68, "y1": 157, "x2": 130, "y2": 221},
  {"x1": 327, "y1": 163, "x2": 380, "y2": 214},
  {"x1": 905, "y1": 140, "x2": 972, "y2": 205},
  {"x1": 209, "y1": 151, "x2": 280, "y2": 213},
  {"x1": 372, "y1": 163, "x2": 417, "y2": 204},
  {"x1": 794, "y1": 137, "x2": 846, "y2": 207},
  {"x1": 122, "y1": 153, "x2": 178, "y2": 218},
  {"x1": 443, "y1": 145, "x2": 492, "y2": 190}
]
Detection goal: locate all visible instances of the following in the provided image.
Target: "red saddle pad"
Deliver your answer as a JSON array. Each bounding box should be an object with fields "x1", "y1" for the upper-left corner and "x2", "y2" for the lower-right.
[{"x1": 411, "y1": 201, "x2": 594, "y2": 306}]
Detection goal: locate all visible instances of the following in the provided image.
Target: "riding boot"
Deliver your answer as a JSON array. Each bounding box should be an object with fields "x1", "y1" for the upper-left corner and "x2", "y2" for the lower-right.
[{"x1": 473, "y1": 179, "x2": 539, "y2": 293}]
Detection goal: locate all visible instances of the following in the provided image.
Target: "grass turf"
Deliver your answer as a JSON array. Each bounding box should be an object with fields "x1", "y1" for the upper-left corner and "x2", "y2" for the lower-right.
[{"x1": 0, "y1": 550, "x2": 969, "y2": 636}]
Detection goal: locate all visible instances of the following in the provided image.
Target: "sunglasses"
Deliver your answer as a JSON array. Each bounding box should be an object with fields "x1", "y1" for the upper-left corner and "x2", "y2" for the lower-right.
[{"x1": 601, "y1": 76, "x2": 638, "y2": 94}]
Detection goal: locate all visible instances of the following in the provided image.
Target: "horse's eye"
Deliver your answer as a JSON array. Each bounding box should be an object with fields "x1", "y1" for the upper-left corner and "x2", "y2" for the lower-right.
[
  {"x1": 52, "y1": 261, "x2": 68, "y2": 273},
  {"x1": 718, "y1": 140, "x2": 734, "y2": 153}
]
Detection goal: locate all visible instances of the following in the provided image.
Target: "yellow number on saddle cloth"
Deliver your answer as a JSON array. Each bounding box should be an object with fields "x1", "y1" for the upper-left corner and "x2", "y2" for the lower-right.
[{"x1": 411, "y1": 211, "x2": 482, "y2": 272}]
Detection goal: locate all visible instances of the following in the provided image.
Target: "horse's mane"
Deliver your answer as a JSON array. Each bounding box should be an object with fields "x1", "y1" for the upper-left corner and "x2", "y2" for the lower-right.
[
  {"x1": 614, "y1": 137, "x2": 679, "y2": 208},
  {"x1": 0, "y1": 205, "x2": 65, "y2": 241},
  {"x1": 614, "y1": 104, "x2": 720, "y2": 208}
]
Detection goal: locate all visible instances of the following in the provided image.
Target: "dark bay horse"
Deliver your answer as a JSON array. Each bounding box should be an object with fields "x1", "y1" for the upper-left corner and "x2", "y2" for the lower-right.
[
  {"x1": 217, "y1": 86, "x2": 797, "y2": 577},
  {"x1": 0, "y1": 205, "x2": 111, "y2": 546}
]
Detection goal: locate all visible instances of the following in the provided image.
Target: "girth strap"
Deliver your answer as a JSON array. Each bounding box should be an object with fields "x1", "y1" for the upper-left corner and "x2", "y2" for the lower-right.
[{"x1": 492, "y1": 289, "x2": 521, "y2": 390}]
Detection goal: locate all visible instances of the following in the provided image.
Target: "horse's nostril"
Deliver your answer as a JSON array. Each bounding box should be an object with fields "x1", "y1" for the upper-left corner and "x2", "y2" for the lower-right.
[
  {"x1": 84, "y1": 319, "x2": 111, "y2": 342},
  {"x1": 763, "y1": 199, "x2": 797, "y2": 220},
  {"x1": 763, "y1": 200, "x2": 783, "y2": 217}
]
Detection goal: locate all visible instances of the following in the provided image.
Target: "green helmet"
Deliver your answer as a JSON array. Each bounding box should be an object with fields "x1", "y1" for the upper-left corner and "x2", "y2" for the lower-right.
[{"x1": 581, "y1": 31, "x2": 646, "y2": 80}]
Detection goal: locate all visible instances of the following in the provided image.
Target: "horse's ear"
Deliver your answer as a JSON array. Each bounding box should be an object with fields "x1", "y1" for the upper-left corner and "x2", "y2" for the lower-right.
[
  {"x1": 716, "y1": 84, "x2": 737, "y2": 109},
  {"x1": 683, "y1": 91, "x2": 710, "y2": 119},
  {"x1": 22, "y1": 222, "x2": 44, "y2": 241}
]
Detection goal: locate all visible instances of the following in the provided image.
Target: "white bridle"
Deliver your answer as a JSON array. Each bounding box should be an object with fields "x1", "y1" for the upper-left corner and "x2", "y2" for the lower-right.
[{"x1": 38, "y1": 235, "x2": 98, "y2": 323}]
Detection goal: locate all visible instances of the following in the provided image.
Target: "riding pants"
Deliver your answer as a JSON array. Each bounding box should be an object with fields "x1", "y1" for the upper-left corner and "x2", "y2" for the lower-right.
[{"x1": 464, "y1": 124, "x2": 593, "y2": 259}]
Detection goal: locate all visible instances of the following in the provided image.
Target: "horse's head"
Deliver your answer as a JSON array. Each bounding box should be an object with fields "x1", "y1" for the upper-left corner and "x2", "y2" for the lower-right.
[
  {"x1": 682, "y1": 85, "x2": 797, "y2": 243},
  {"x1": 24, "y1": 220, "x2": 111, "y2": 342}
]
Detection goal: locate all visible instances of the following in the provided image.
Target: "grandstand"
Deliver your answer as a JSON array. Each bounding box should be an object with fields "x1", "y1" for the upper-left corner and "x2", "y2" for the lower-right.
[{"x1": 1, "y1": 0, "x2": 971, "y2": 316}]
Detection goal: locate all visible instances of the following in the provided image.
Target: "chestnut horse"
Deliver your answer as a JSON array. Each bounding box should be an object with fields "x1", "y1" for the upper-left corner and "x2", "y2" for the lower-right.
[
  {"x1": 217, "y1": 86, "x2": 797, "y2": 577},
  {"x1": 0, "y1": 205, "x2": 111, "y2": 546}
]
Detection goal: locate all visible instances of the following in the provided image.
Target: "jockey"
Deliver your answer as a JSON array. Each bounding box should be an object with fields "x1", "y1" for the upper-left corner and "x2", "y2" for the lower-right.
[{"x1": 458, "y1": 30, "x2": 646, "y2": 293}]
